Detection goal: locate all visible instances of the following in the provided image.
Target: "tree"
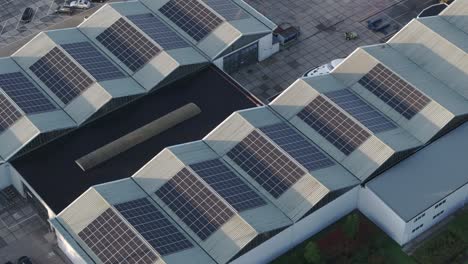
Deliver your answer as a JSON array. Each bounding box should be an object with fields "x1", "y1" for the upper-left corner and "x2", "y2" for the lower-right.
[
  {"x1": 304, "y1": 241, "x2": 321, "y2": 264},
  {"x1": 343, "y1": 213, "x2": 360, "y2": 240}
]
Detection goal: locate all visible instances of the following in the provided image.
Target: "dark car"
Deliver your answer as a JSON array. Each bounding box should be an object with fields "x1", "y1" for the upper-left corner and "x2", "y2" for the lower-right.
[
  {"x1": 16, "y1": 256, "x2": 32, "y2": 264},
  {"x1": 20, "y1": 7, "x2": 34, "y2": 23}
]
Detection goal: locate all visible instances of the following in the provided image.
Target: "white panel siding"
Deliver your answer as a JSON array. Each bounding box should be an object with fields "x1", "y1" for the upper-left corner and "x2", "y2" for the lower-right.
[
  {"x1": 358, "y1": 187, "x2": 407, "y2": 245},
  {"x1": 231, "y1": 186, "x2": 359, "y2": 264}
]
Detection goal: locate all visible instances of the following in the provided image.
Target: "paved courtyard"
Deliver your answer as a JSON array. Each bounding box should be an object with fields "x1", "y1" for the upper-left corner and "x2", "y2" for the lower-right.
[
  {"x1": 233, "y1": 0, "x2": 439, "y2": 102},
  {"x1": 0, "y1": 0, "x2": 74, "y2": 47},
  {"x1": 0, "y1": 186, "x2": 69, "y2": 264}
]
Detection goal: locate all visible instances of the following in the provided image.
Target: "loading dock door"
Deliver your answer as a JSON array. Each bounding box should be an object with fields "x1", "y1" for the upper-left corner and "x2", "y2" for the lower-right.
[{"x1": 223, "y1": 42, "x2": 258, "y2": 74}]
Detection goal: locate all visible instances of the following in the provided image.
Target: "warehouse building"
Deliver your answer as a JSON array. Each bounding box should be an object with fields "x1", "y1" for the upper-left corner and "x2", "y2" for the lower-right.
[
  {"x1": 0, "y1": 0, "x2": 467, "y2": 263},
  {"x1": 0, "y1": 0, "x2": 276, "y2": 162},
  {"x1": 78, "y1": 1, "x2": 209, "y2": 90},
  {"x1": 203, "y1": 106, "x2": 359, "y2": 220},
  {"x1": 269, "y1": 77, "x2": 423, "y2": 181},
  {"x1": 140, "y1": 0, "x2": 277, "y2": 73},
  {"x1": 0, "y1": 58, "x2": 76, "y2": 160},
  {"x1": 359, "y1": 122, "x2": 468, "y2": 245}
]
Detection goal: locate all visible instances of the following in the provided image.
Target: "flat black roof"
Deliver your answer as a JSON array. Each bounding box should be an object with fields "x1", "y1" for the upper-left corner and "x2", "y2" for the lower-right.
[{"x1": 12, "y1": 66, "x2": 259, "y2": 213}]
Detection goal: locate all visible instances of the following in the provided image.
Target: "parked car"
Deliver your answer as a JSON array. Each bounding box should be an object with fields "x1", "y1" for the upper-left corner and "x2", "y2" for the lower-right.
[
  {"x1": 303, "y1": 58, "x2": 344, "y2": 78},
  {"x1": 69, "y1": 0, "x2": 91, "y2": 9},
  {"x1": 16, "y1": 256, "x2": 32, "y2": 264},
  {"x1": 56, "y1": 5, "x2": 73, "y2": 15},
  {"x1": 20, "y1": 7, "x2": 34, "y2": 24},
  {"x1": 417, "y1": 3, "x2": 448, "y2": 18}
]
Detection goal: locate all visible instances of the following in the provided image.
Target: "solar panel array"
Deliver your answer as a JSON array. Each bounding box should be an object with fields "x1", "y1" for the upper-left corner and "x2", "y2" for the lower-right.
[
  {"x1": 202, "y1": 0, "x2": 249, "y2": 20},
  {"x1": 96, "y1": 18, "x2": 160, "y2": 72},
  {"x1": 227, "y1": 130, "x2": 306, "y2": 198},
  {"x1": 115, "y1": 198, "x2": 193, "y2": 256},
  {"x1": 160, "y1": 0, "x2": 223, "y2": 42},
  {"x1": 155, "y1": 168, "x2": 235, "y2": 240},
  {"x1": 0, "y1": 72, "x2": 56, "y2": 114},
  {"x1": 127, "y1": 13, "x2": 190, "y2": 50},
  {"x1": 260, "y1": 123, "x2": 335, "y2": 171},
  {"x1": 29, "y1": 47, "x2": 94, "y2": 105},
  {"x1": 78, "y1": 208, "x2": 158, "y2": 264},
  {"x1": 61, "y1": 42, "x2": 126, "y2": 82},
  {"x1": 0, "y1": 94, "x2": 22, "y2": 133},
  {"x1": 190, "y1": 159, "x2": 266, "y2": 212},
  {"x1": 297, "y1": 96, "x2": 371, "y2": 155},
  {"x1": 325, "y1": 89, "x2": 397, "y2": 133},
  {"x1": 358, "y1": 63, "x2": 431, "y2": 119}
]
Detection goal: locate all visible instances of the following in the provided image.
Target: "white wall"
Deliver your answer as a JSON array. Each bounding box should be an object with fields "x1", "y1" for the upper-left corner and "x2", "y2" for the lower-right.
[
  {"x1": 56, "y1": 228, "x2": 93, "y2": 264},
  {"x1": 258, "y1": 33, "x2": 275, "y2": 61},
  {"x1": 0, "y1": 163, "x2": 12, "y2": 190},
  {"x1": 358, "y1": 186, "x2": 407, "y2": 245},
  {"x1": 232, "y1": 186, "x2": 359, "y2": 264},
  {"x1": 401, "y1": 183, "x2": 468, "y2": 244}
]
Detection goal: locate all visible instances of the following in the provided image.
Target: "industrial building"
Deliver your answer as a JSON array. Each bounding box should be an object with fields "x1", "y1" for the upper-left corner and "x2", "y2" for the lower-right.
[{"x1": 0, "y1": 0, "x2": 466, "y2": 263}]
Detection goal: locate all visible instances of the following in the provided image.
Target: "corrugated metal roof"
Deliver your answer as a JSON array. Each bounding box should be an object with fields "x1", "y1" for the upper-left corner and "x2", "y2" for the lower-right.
[
  {"x1": 203, "y1": 107, "x2": 358, "y2": 218},
  {"x1": 0, "y1": 57, "x2": 76, "y2": 159},
  {"x1": 132, "y1": 145, "x2": 291, "y2": 263},
  {"x1": 57, "y1": 181, "x2": 216, "y2": 264},
  {"x1": 139, "y1": 0, "x2": 273, "y2": 59},
  {"x1": 78, "y1": 2, "x2": 208, "y2": 91},
  {"x1": 270, "y1": 78, "x2": 422, "y2": 181}
]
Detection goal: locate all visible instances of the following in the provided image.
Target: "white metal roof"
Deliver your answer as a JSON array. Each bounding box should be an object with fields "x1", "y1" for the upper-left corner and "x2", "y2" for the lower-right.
[
  {"x1": 78, "y1": 2, "x2": 208, "y2": 91},
  {"x1": 46, "y1": 28, "x2": 147, "y2": 99},
  {"x1": 332, "y1": 45, "x2": 468, "y2": 144},
  {"x1": 140, "y1": 0, "x2": 273, "y2": 59},
  {"x1": 270, "y1": 78, "x2": 422, "y2": 181},
  {"x1": 367, "y1": 121, "x2": 468, "y2": 221},
  {"x1": 11, "y1": 32, "x2": 120, "y2": 124},
  {"x1": 202, "y1": 107, "x2": 357, "y2": 219},
  {"x1": 56, "y1": 180, "x2": 215, "y2": 264},
  {"x1": 132, "y1": 144, "x2": 291, "y2": 263},
  {"x1": 388, "y1": 17, "x2": 468, "y2": 100},
  {"x1": 0, "y1": 57, "x2": 76, "y2": 159},
  {"x1": 440, "y1": 0, "x2": 468, "y2": 33}
]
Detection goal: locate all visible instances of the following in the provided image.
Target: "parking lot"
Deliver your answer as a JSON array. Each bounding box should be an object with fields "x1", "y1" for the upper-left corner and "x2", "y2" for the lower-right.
[
  {"x1": 233, "y1": 0, "x2": 439, "y2": 102},
  {"x1": 0, "y1": 186, "x2": 69, "y2": 264}
]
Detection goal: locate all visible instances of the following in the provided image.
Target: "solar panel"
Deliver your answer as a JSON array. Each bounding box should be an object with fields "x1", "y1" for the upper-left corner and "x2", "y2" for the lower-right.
[
  {"x1": 115, "y1": 198, "x2": 193, "y2": 256},
  {"x1": 61, "y1": 42, "x2": 126, "y2": 82},
  {"x1": 201, "y1": 0, "x2": 249, "y2": 20},
  {"x1": 227, "y1": 130, "x2": 306, "y2": 198},
  {"x1": 78, "y1": 208, "x2": 158, "y2": 264},
  {"x1": 127, "y1": 13, "x2": 190, "y2": 50},
  {"x1": 29, "y1": 47, "x2": 94, "y2": 105},
  {"x1": 297, "y1": 96, "x2": 371, "y2": 155},
  {"x1": 96, "y1": 18, "x2": 160, "y2": 72},
  {"x1": 260, "y1": 123, "x2": 335, "y2": 171},
  {"x1": 0, "y1": 72, "x2": 56, "y2": 114},
  {"x1": 358, "y1": 63, "x2": 431, "y2": 119},
  {"x1": 160, "y1": 0, "x2": 223, "y2": 42},
  {"x1": 190, "y1": 159, "x2": 266, "y2": 212},
  {"x1": 325, "y1": 89, "x2": 397, "y2": 133},
  {"x1": 0, "y1": 94, "x2": 22, "y2": 133},
  {"x1": 155, "y1": 168, "x2": 235, "y2": 240}
]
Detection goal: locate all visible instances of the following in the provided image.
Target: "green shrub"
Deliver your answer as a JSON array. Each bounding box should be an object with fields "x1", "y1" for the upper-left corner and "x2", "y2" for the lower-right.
[{"x1": 304, "y1": 241, "x2": 321, "y2": 264}]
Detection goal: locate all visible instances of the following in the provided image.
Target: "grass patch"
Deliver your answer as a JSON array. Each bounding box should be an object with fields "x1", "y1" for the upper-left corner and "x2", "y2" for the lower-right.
[
  {"x1": 413, "y1": 210, "x2": 468, "y2": 264},
  {"x1": 271, "y1": 211, "x2": 415, "y2": 264}
]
